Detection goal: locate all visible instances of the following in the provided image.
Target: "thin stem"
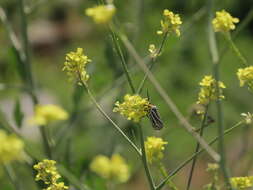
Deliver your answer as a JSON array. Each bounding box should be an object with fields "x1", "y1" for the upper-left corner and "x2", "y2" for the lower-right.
[
  {"x1": 79, "y1": 79, "x2": 141, "y2": 156},
  {"x1": 137, "y1": 32, "x2": 169, "y2": 94},
  {"x1": 158, "y1": 162, "x2": 178, "y2": 190},
  {"x1": 214, "y1": 65, "x2": 231, "y2": 189},
  {"x1": 0, "y1": 7, "x2": 23, "y2": 58},
  {"x1": 137, "y1": 6, "x2": 206, "y2": 94},
  {"x1": 0, "y1": 6, "x2": 37, "y2": 104},
  {"x1": 18, "y1": 0, "x2": 38, "y2": 104},
  {"x1": 39, "y1": 126, "x2": 52, "y2": 159},
  {"x1": 3, "y1": 164, "x2": 22, "y2": 190},
  {"x1": 109, "y1": 28, "x2": 136, "y2": 93},
  {"x1": 158, "y1": 162, "x2": 168, "y2": 177},
  {"x1": 224, "y1": 33, "x2": 248, "y2": 66},
  {"x1": 156, "y1": 121, "x2": 243, "y2": 190},
  {"x1": 207, "y1": 1, "x2": 232, "y2": 189},
  {"x1": 3, "y1": 1, "x2": 53, "y2": 166},
  {"x1": 219, "y1": 8, "x2": 253, "y2": 63},
  {"x1": 119, "y1": 33, "x2": 220, "y2": 162},
  {"x1": 57, "y1": 165, "x2": 90, "y2": 190},
  {"x1": 186, "y1": 105, "x2": 209, "y2": 190},
  {"x1": 138, "y1": 124, "x2": 155, "y2": 190},
  {"x1": 137, "y1": 62, "x2": 155, "y2": 94}
]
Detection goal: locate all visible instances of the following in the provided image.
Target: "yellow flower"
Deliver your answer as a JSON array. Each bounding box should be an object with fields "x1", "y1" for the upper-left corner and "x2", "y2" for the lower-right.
[
  {"x1": 29, "y1": 104, "x2": 68, "y2": 126},
  {"x1": 145, "y1": 136, "x2": 168, "y2": 164},
  {"x1": 241, "y1": 112, "x2": 253, "y2": 124},
  {"x1": 230, "y1": 176, "x2": 253, "y2": 189},
  {"x1": 34, "y1": 159, "x2": 68, "y2": 189},
  {"x1": 212, "y1": 10, "x2": 239, "y2": 33},
  {"x1": 0, "y1": 130, "x2": 24, "y2": 164},
  {"x1": 197, "y1": 75, "x2": 226, "y2": 105},
  {"x1": 110, "y1": 154, "x2": 130, "y2": 183},
  {"x1": 113, "y1": 94, "x2": 150, "y2": 122},
  {"x1": 34, "y1": 159, "x2": 60, "y2": 184},
  {"x1": 63, "y1": 48, "x2": 91, "y2": 84},
  {"x1": 148, "y1": 44, "x2": 158, "y2": 58},
  {"x1": 237, "y1": 66, "x2": 253, "y2": 89},
  {"x1": 90, "y1": 154, "x2": 130, "y2": 183},
  {"x1": 90, "y1": 155, "x2": 111, "y2": 179},
  {"x1": 85, "y1": 4, "x2": 116, "y2": 24},
  {"x1": 157, "y1": 9, "x2": 182, "y2": 36},
  {"x1": 206, "y1": 163, "x2": 219, "y2": 172}
]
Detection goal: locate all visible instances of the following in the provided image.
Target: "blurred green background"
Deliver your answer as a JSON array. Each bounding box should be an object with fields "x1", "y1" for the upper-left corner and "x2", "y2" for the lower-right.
[{"x1": 0, "y1": 0, "x2": 253, "y2": 189}]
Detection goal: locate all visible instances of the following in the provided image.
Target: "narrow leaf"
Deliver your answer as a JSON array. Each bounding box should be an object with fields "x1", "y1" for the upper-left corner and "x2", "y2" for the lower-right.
[{"x1": 13, "y1": 98, "x2": 24, "y2": 128}]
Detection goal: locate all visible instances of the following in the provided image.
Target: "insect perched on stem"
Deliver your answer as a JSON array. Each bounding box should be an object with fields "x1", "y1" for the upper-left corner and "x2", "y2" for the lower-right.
[
  {"x1": 145, "y1": 89, "x2": 164, "y2": 130},
  {"x1": 147, "y1": 104, "x2": 164, "y2": 130}
]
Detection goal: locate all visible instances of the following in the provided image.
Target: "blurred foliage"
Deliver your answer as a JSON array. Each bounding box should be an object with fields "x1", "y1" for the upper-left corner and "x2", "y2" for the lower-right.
[{"x1": 0, "y1": 0, "x2": 253, "y2": 189}]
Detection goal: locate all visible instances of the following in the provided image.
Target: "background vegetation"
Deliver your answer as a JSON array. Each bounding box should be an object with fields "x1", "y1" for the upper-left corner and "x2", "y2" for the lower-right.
[{"x1": 0, "y1": 0, "x2": 253, "y2": 189}]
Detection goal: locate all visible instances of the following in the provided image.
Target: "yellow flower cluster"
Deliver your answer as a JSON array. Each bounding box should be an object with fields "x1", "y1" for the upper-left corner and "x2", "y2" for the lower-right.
[
  {"x1": 0, "y1": 130, "x2": 24, "y2": 164},
  {"x1": 113, "y1": 94, "x2": 150, "y2": 122},
  {"x1": 63, "y1": 48, "x2": 91, "y2": 84},
  {"x1": 212, "y1": 10, "x2": 239, "y2": 33},
  {"x1": 230, "y1": 176, "x2": 253, "y2": 189},
  {"x1": 145, "y1": 136, "x2": 168, "y2": 164},
  {"x1": 90, "y1": 154, "x2": 130, "y2": 183},
  {"x1": 197, "y1": 75, "x2": 226, "y2": 105},
  {"x1": 85, "y1": 4, "x2": 116, "y2": 24},
  {"x1": 157, "y1": 9, "x2": 182, "y2": 36},
  {"x1": 237, "y1": 66, "x2": 253, "y2": 90},
  {"x1": 148, "y1": 44, "x2": 158, "y2": 58},
  {"x1": 29, "y1": 104, "x2": 68, "y2": 126},
  {"x1": 34, "y1": 159, "x2": 68, "y2": 190}
]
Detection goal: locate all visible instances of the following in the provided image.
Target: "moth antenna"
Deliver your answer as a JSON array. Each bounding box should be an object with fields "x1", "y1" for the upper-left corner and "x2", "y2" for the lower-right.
[{"x1": 146, "y1": 88, "x2": 150, "y2": 102}]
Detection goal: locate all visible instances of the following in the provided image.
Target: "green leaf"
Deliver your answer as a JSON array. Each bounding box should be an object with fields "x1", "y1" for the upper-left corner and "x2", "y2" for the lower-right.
[
  {"x1": 13, "y1": 98, "x2": 24, "y2": 128},
  {"x1": 8, "y1": 47, "x2": 27, "y2": 83}
]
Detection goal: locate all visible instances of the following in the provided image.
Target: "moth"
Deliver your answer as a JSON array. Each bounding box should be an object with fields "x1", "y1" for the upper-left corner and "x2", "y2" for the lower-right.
[{"x1": 148, "y1": 104, "x2": 164, "y2": 130}]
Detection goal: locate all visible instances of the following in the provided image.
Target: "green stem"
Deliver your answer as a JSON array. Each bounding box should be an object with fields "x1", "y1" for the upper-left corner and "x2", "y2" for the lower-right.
[
  {"x1": 119, "y1": 33, "x2": 220, "y2": 162},
  {"x1": 224, "y1": 33, "x2": 248, "y2": 66},
  {"x1": 4, "y1": 2, "x2": 54, "y2": 174},
  {"x1": 0, "y1": 7, "x2": 24, "y2": 58},
  {"x1": 0, "y1": 6, "x2": 37, "y2": 104},
  {"x1": 78, "y1": 78, "x2": 141, "y2": 156},
  {"x1": 214, "y1": 64, "x2": 232, "y2": 189},
  {"x1": 137, "y1": 62, "x2": 155, "y2": 94},
  {"x1": 207, "y1": 1, "x2": 232, "y2": 189},
  {"x1": 156, "y1": 121, "x2": 243, "y2": 190},
  {"x1": 158, "y1": 162, "x2": 178, "y2": 190},
  {"x1": 219, "y1": 8, "x2": 253, "y2": 63},
  {"x1": 17, "y1": 1, "x2": 53, "y2": 164},
  {"x1": 186, "y1": 105, "x2": 209, "y2": 190},
  {"x1": 138, "y1": 124, "x2": 155, "y2": 190},
  {"x1": 39, "y1": 126, "x2": 52, "y2": 159},
  {"x1": 109, "y1": 27, "x2": 136, "y2": 93},
  {"x1": 138, "y1": 6, "x2": 206, "y2": 96},
  {"x1": 3, "y1": 164, "x2": 22, "y2": 190},
  {"x1": 57, "y1": 165, "x2": 90, "y2": 190},
  {"x1": 18, "y1": 0, "x2": 38, "y2": 104},
  {"x1": 137, "y1": 32, "x2": 169, "y2": 94}
]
